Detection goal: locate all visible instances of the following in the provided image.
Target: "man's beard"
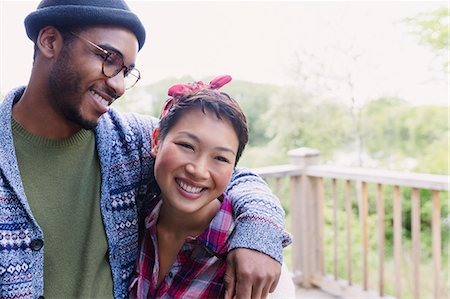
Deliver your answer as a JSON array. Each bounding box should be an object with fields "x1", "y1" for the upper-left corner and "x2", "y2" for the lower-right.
[{"x1": 48, "y1": 47, "x2": 98, "y2": 131}]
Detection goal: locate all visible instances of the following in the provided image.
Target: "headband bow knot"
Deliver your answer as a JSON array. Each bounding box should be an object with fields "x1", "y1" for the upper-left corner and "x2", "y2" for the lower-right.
[
  {"x1": 153, "y1": 75, "x2": 232, "y2": 146},
  {"x1": 161, "y1": 75, "x2": 232, "y2": 118},
  {"x1": 167, "y1": 75, "x2": 232, "y2": 98}
]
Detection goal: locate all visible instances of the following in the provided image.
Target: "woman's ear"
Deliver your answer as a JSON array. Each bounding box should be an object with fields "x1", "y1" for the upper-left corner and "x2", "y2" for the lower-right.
[
  {"x1": 151, "y1": 129, "x2": 159, "y2": 158},
  {"x1": 150, "y1": 143, "x2": 159, "y2": 158},
  {"x1": 36, "y1": 26, "x2": 64, "y2": 58}
]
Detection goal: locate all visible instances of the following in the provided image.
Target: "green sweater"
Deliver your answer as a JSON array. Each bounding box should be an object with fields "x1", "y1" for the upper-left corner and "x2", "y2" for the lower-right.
[{"x1": 12, "y1": 118, "x2": 113, "y2": 298}]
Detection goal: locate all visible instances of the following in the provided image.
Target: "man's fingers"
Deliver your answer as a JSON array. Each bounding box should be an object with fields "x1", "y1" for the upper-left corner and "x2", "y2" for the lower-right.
[
  {"x1": 249, "y1": 276, "x2": 264, "y2": 299},
  {"x1": 226, "y1": 249, "x2": 282, "y2": 299},
  {"x1": 234, "y1": 271, "x2": 252, "y2": 299},
  {"x1": 261, "y1": 283, "x2": 271, "y2": 299},
  {"x1": 224, "y1": 262, "x2": 236, "y2": 299},
  {"x1": 249, "y1": 270, "x2": 273, "y2": 299},
  {"x1": 269, "y1": 270, "x2": 280, "y2": 293}
]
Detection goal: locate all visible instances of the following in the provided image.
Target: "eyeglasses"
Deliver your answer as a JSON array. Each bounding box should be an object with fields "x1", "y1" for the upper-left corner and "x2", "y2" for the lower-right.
[{"x1": 70, "y1": 32, "x2": 141, "y2": 89}]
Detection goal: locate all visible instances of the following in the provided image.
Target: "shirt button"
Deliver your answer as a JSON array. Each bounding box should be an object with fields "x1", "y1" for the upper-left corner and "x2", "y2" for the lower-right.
[
  {"x1": 168, "y1": 272, "x2": 173, "y2": 279},
  {"x1": 30, "y1": 239, "x2": 44, "y2": 251}
]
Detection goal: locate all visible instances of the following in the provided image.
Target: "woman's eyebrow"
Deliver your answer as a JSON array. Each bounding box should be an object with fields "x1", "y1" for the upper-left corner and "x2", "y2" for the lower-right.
[{"x1": 177, "y1": 131, "x2": 236, "y2": 155}]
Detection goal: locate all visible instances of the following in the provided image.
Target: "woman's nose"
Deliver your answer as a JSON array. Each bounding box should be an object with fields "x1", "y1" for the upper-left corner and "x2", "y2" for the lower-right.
[{"x1": 185, "y1": 159, "x2": 210, "y2": 180}]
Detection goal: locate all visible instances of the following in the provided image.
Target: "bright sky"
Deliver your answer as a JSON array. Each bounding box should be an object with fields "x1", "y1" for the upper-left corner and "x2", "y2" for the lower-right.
[{"x1": 0, "y1": 1, "x2": 448, "y2": 106}]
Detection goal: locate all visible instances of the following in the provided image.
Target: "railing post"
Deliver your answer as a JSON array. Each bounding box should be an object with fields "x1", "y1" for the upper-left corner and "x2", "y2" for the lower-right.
[{"x1": 288, "y1": 147, "x2": 320, "y2": 288}]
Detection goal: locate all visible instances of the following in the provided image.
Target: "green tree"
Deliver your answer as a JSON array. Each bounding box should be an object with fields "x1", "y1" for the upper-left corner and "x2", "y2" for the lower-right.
[
  {"x1": 361, "y1": 97, "x2": 448, "y2": 174},
  {"x1": 261, "y1": 88, "x2": 352, "y2": 161},
  {"x1": 221, "y1": 81, "x2": 279, "y2": 147},
  {"x1": 404, "y1": 7, "x2": 449, "y2": 68}
]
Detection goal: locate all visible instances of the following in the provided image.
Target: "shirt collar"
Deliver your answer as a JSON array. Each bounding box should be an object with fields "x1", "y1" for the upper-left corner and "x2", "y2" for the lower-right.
[{"x1": 144, "y1": 194, "x2": 234, "y2": 256}]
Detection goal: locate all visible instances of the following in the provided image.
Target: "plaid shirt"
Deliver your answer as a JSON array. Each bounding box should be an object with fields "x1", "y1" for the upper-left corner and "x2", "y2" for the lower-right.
[{"x1": 129, "y1": 195, "x2": 235, "y2": 298}]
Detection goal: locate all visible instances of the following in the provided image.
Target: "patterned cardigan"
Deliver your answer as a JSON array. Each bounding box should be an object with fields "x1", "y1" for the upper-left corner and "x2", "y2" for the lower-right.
[{"x1": 0, "y1": 87, "x2": 291, "y2": 299}]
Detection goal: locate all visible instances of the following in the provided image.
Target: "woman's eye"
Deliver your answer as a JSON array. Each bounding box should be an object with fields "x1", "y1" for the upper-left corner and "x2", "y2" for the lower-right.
[
  {"x1": 215, "y1": 156, "x2": 231, "y2": 163},
  {"x1": 176, "y1": 142, "x2": 194, "y2": 150}
]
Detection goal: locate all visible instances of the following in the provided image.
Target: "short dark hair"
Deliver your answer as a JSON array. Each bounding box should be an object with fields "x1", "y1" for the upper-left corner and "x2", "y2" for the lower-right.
[{"x1": 158, "y1": 88, "x2": 249, "y2": 165}]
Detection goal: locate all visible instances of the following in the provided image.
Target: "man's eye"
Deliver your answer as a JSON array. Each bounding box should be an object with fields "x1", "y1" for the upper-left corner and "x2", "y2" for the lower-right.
[
  {"x1": 96, "y1": 52, "x2": 109, "y2": 61},
  {"x1": 104, "y1": 53, "x2": 120, "y2": 66}
]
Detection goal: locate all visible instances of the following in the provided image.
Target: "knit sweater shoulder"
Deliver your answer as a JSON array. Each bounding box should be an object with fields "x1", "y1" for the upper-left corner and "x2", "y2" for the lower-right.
[{"x1": 0, "y1": 87, "x2": 291, "y2": 299}]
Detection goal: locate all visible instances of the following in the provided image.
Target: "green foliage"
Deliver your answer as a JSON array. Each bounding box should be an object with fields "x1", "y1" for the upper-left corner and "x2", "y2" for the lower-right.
[
  {"x1": 221, "y1": 80, "x2": 280, "y2": 147},
  {"x1": 404, "y1": 7, "x2": 449, "y2": 68},
  {"x1": 259, "y1": 88, "x2": 353, "y2": 161},
  {"x1": 116, "y1": 79, "x2": 448, "y2": 176},
  {"x1": 361, "y1": 97, "x2": 448, "y2": 174},
  {"x1": 404, "y1": 7, "x2": 449, "y2": 53}
]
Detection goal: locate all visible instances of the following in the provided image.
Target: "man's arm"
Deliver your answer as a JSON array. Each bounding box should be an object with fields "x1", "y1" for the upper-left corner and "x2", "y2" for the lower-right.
[
  {"x1": 226, "y1": 167, "x2": 291, "y2": 260},
  {"x1": 224, "y1": 166, "x2": 292, "y2": 298}
]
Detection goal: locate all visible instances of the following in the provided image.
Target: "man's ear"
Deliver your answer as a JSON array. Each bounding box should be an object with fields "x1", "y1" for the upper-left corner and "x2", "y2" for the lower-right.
[{"x1": 36, "y1": 26, "x2": 64, "y2": 58}]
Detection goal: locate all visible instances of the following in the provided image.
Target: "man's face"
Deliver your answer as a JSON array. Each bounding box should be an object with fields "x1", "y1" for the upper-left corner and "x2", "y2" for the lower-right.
[{"x1": 47, "y1": 26, "x2": 139, "y2": 130}]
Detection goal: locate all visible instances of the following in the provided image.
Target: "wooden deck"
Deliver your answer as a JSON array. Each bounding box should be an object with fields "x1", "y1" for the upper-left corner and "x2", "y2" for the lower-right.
[
  {"x1": 255, "y1": 147, "x2": 448, "y2": 299},
  {"x1": 296, "y1": 286, "x2": 338, "y2": 299}
]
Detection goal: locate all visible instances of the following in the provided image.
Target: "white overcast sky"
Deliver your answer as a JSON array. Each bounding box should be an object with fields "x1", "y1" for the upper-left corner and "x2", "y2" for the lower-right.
[{"x1": 0, "y1": 1, "x2": 448, "y2": 106}]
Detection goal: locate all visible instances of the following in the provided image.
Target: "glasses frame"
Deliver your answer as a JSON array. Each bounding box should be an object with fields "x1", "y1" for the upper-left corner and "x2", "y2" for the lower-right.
[{"x1": 70, "y1": 32, "x2": 141, "y2": 89}]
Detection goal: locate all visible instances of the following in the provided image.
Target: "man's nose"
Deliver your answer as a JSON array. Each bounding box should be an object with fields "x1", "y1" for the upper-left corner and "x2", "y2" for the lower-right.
[{"x1": 105, "y1": 71, "x2": 125, "y2": 97}]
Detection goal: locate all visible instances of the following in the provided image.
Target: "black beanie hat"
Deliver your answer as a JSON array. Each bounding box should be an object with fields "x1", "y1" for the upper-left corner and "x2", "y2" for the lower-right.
[{"x1": 24, "y1": 0, "x2": 146, "y2": 51}]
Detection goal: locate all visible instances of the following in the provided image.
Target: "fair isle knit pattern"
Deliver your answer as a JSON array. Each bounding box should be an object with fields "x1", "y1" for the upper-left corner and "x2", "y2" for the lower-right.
[{"x1": 0, "y1": 87, "x2": 291, "y2": 299}]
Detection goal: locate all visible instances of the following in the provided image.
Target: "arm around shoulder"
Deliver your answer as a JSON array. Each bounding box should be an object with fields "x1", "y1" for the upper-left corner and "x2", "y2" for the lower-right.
[{"x1": 225, "y1": 167, "x2": 292, "y2": 263}]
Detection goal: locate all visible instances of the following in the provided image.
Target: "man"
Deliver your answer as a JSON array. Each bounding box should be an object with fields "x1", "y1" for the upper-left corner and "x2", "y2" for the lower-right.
[{"x1": 0, "y1": 0, "x2": 291, "y2": 298}]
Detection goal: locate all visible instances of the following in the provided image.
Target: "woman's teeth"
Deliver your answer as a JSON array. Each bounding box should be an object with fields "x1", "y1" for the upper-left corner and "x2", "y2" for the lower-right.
[{"x1": 178, "y1": 179, "x2": 202, "y2": 194}]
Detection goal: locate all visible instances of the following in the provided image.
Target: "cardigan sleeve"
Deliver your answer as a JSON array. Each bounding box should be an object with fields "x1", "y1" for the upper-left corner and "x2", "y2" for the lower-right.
[{"x1": 225, "y1": 167, "x2": 292, "y2": 263}]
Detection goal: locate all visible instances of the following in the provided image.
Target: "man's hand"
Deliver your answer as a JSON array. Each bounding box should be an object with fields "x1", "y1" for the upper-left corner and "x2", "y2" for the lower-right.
[{"x1": 224, "y1": 248, "x2": 281, "y2": 299}]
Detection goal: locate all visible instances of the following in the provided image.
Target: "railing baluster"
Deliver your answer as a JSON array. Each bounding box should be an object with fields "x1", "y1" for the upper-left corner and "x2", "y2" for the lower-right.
[
  {"x1": 345, "y1": 180, "x2": 352, "y2": 286},
  {"x1": 360, "y1": 182, "x2": 368, "y2": 291},
  {"x1": 252, "y1": 152, "x2": 449, "y2": 299},
  {"x1": 394, "y1": 185, "x2": 402, "y2": 299},
  {"x1": 332, "y1": 178, "x2": 338, "y2": 280},
  {"x1": 377, "y1": 184, "x2": 384, "y2": 296},
  {"x1": 412, "y1": 188, "x2": 421, "y2": 299},
  {"x1": 318, "y1": 177, "x2": 325, "y2": 275},
  {"x1": 290, "y1": 175, "x2": 303, "y2": 285},
  {"x1": 275, "y1": 177, "x2": 282, "y2": 199},
  {"x1": 432, "y1": 190, "x2": 441, "y2": 299}
]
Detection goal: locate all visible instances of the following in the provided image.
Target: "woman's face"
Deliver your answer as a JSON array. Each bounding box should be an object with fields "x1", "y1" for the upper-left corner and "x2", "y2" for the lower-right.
[{"x1": 152, "y1": 107, "x2": 239, "y2": 216}]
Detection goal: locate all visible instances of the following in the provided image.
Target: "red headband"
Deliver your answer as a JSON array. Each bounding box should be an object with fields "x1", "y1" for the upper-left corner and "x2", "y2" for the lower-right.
[
  {"x1": 153, "y1": 75, "x2": 232, "y2": 145},
  {"x1": 160, "y1": 75, "x2": 232, "y2": 118}
]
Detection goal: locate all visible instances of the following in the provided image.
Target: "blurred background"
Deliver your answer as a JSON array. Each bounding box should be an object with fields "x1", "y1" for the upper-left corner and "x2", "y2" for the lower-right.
[{"x1": 3, "y1": 1, "x2": 446, "y2": 172}]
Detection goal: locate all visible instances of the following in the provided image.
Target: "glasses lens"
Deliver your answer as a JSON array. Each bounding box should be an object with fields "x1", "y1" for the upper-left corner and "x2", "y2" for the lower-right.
[
  {"x1": 102, "y1": 53, "x2": 140, "y2": 89},
  {"x1": 124, "y1": 68, "x2": 140, "y2": 90},
  {"x1": 102, "y1": 53, "x2": 123, "y2": 78}
]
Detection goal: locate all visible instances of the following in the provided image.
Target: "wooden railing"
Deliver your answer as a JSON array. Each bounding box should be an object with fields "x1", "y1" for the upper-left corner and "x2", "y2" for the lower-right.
[{"x1": 253, "y1": 148, "x2": 449, "y2": 299}]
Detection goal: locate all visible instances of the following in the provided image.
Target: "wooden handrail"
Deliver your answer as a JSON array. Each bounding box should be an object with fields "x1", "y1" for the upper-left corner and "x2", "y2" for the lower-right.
[
  {"x1": 252, "y1": 148, "x2": 448, "y2": 299},
  {"x1": 254, "y1": 164, "x2": 449, "y2": 191}
]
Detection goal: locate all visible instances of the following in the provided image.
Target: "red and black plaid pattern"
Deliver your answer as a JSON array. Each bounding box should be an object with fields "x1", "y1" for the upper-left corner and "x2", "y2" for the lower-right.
[{"x1": 130, "y1": 195, "x2": 235, "y2": 298}]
